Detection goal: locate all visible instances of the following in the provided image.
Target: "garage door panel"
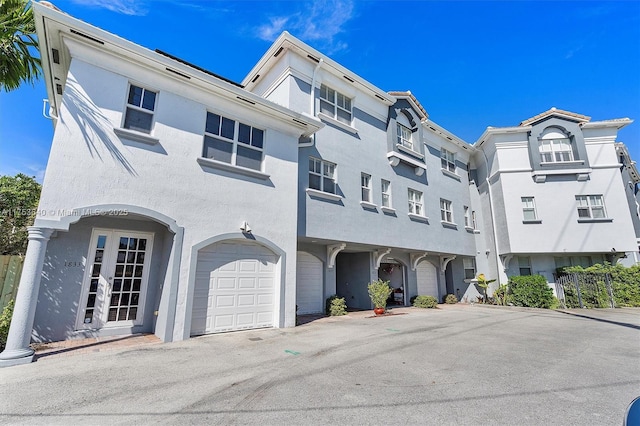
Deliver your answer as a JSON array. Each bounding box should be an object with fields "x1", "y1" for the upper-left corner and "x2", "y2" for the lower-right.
[
  {"x1": 192, "y1": 241, "x2": 277, "y2": 336},
  {"x1": 296, "y1": 252, "x2": 323, "y2": 314},
  {"x1": 416, "y1": 261, "x2": 438, "y2": 299}
]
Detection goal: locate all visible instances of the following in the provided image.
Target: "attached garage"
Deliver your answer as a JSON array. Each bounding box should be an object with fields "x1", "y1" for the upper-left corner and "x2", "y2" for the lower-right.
[
  {"x1": 296, "y1": 251, "x2": 323, "y2": 314},
  {"x1": 191, "y1": 241, "x2": 278, "y2": 335},
  {"x1": 416, "y1": 260, "x2": 439, "y2": 299}
]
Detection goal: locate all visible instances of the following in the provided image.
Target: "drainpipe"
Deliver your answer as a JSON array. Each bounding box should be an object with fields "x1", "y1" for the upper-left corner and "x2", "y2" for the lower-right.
[
  {"x1": 478, "y1": 145, "x2": 503, "y2": 284},
  {"x1": 299, "y1": 58, "x2": 324, "y2": 147}
]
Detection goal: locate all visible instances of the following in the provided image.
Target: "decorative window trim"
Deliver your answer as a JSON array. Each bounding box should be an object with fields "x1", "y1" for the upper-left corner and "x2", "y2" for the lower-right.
[
  {"x1": 408, "y1": 188, "x2": 424, "y2": 217},
  {"x1": 319, "y1": 84, "x2": 353, "y2": 126},
  {"x1": 521, "y1": 196, "x2": 538, "y2": 221},
  {"x1": 396, "y1": 143, "x2": 424, "y2": 159},
  {"x1": 440, "y1": 198, "x2": 454, "y2": 224},
  {"x1": 441, "y1": 220, "x2": 457, "y2": 229},
  {"x1": 381, "y1": 179, "x2": 392, "y2": 209},
  {"x1": 441, "y1": 148, "x2": 456, "y2": 173},
  {"x1": 397, "y1": 122, "x2": 413, "y2": 151},
  {"x1": 441, "y1": 168, "x2": 461, "y2": 181},
  {"x1": 123, "y1": 83, "x2": 157, "y2": 134},
  {"x1": 317, "y1": 112, "x2": 358, "y2": 135},
  {"x1": 577, "y1": 218, "x2": 613, "y2": 223},
  {"x1": 381, "y1": 206, "x2": 396, "y2": 214},
  {"x1": 408, "y1": 213, "x2": 429, "y2": 222},
  {"x1": 197, "y1": 157, "x2": 270, "y2": 180},
  {"x1": 113, "y1": 127, "x2": 159, "y2": 145},
  {"x1": 575, "y1": 194, "x2": 608, "y2": 220},
  {"x1": 361, "y1": 173, "x2": 372, "y2": 203},
  {"x1": 309, "y1": 157, "x2": 337, "y2": 195},
  {"x1": 360, "y1": 201, "x2": 377, "y2": 210},
  {"x1": 306, "y1": 188, "x2": 343, "y2": 202},
  {"x1": 523, "y1": 219, "x2": 543, "y2": 224}
]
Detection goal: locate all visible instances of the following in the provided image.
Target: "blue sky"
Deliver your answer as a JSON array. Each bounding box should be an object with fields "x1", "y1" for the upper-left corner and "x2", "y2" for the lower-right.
[{"x1": 1, "y1": 0, "x2": 639, "y2": 181}]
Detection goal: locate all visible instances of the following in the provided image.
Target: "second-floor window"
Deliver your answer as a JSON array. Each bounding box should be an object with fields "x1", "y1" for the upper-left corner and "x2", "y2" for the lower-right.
[
  {"x1": 538, "y1": 128, "x2": 575, "y2": 163},
  {"x1": 124, "y1": 84, "x2": 156, "y2": 134},
  {"x1": 397, "y1": 123, "x2": 413, "y2": 150},
  {"x1": 361, "y1": 173, "x2": 372, "y2": 202},
  {"x1": 441, "y1": 148, "x2": 456, "y2": 173},
  {"x1": 576, "y1": 195, "x2": 606, "y2": 219},
  {"x1": 464, "y1": 206, "x2": 470, "y2": 227},
  {"x1": 521, "y1": 197, "x2": 537, "y2": 221},
  {"x1": 381, "y1": 179, "x2": 391, "y2": 208},
  {"x1": 319, "y1": 84, "x2": 352, "y2": 125},
  {"x1": 203, "y1": 112, "x2": 264, "y2": 171},
  {"x1": 440, "y1": 199, "x2": 453, "y2": 223},
  {"x1": 408, "y1": 188, "x2": 423, "y2": 216},
  {"x1": 309, "y1": 157, "x2": 336, "y2": 194}
]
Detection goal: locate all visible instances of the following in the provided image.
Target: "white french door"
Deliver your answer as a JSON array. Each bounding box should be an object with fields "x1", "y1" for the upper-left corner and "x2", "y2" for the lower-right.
[{"x1": 77, "y1": 229, "x2": 154, "y2": 330}]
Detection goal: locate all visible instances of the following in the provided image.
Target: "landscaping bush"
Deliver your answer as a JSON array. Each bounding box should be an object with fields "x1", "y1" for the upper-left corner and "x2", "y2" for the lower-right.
[
  {"x1": 565, "y1": 263, "x2": 640, "y2": 307},
  {"x1": 444, "y1": 294, "x2": 458, "y2": 304},
  {"x1": 325, "y1": 295, "x2": 347, "y2": 316},
  {"x1": 508, "y1": 275, "x2": 555, "y2": 308},
  {"x1": 413, "y1": 295, "x2": 438, "y2": 308},
  {"x1": 0, "y1": 300, "x2": 14, "y2": 351}
]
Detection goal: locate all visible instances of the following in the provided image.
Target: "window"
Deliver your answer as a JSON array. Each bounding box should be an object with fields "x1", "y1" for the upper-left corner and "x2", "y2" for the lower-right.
[
  {"x1": 441, "y1": 148, "x2": 456, "y2": 173},
  {"x1": 472, "y1": 210, "x2": 478, "y2": 230},
  {"x1": 463, "y1": 206, "x2": 470, "y2": 227},
  {"x1": 518, "y1": 256, "x2": 532, "y2": 276},
  {"x1": 124, "y1": 84, "x2": 156, "y2": 134},
  {"x1": 309, "y1": 157, "x2": 336, "y2": 194},
  {"x1": 575, "y1": 195, "x2": 606, "y2": 219},
  {"x1": 407, "y1": 188, "x2": 423, "y2": 216},
  {"x1": 202, "y1": 112, "x2": 264, "y2": 171},
  {"x1": 463, "y1": 258, "x2": 476, "y2": 280},
  {"x1": 396, "y1": 123, "x2": 413, "y2": 150},
  {"x1": 361, "y1": 173, "x2": 372, "y2": 202},
  {"x1": 319, "y1": 84, "x2": 352, "y2": 124},
  {"x1": 538, "y1": 128, "x2": 575, "y2": 163},
  {"x1": 521, "y1": 197, "x2": 537, "y2": 221},
  {"x1": 381, "y1": 179, "x2": 391, "y2": 208},
  {"x1": 440, "y1": 199, "x2": 453, "y2": 223}
]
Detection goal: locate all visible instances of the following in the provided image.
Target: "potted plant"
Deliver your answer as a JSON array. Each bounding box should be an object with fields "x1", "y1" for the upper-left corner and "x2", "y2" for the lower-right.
[{"x1": 368, "y1": 279, "x2": 393, "y2": 315}]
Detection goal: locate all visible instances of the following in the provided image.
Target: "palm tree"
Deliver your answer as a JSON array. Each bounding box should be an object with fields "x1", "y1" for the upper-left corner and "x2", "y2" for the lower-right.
[{"x1": 0, "y1": 0, "x2": 41, "y2": 91}]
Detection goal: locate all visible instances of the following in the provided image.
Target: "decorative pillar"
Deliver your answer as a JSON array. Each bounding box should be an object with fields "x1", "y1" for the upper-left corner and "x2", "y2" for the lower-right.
[{"x1": 0, "y1": 227, "x2": 54, "y2": 366}]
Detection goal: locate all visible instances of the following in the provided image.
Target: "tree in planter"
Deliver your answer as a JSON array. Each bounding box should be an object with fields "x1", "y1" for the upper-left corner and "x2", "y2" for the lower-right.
[
  {"x1": 0, "y1": 173, "x2": 42, "y2": 255},
  {"x1": 368, "y1": 279, "x2": 392, "y2": 313},
  {"x1": 476, "y1": 273, "x2": 496, "y2": 304}
]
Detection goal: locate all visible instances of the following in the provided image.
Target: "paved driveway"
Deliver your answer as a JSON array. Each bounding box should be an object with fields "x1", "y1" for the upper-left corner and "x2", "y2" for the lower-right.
[{"x1": 1, "y1": 304, "x2": 639, "y2": 425}]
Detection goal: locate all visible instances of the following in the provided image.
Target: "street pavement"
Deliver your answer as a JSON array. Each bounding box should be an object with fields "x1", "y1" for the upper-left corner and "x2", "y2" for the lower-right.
[{"x1": 1, "y1": 304, "x2": 639, "y2": 425}]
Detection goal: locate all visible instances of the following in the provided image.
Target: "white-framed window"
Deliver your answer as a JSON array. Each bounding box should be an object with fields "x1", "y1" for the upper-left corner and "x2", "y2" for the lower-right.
[
  {"x1": 408, "y1": 188, "x2": 423, "y2": 216},
  {"x1": 464, "y1": 206, "x2": 470, "y2": 227},
  {"x1": 124, "y1": 84, "x2": 157, "y2": 134},
  {"x1": 463, "y1": 258, "x2": 476, "y2": 280},
  {"x1": 441, "y1": 148, "x2": 456, "y2": 173},
  {"x1": 319, "y1": 84, "x2": 352, "y2": 125},
  {"x1": 576, "y1": 195, "x2": 606, "y2": 219},
  {"x1": 518, "y1": 256, "x2": 532, "y2": 275},
  {"x1": 538, "y1": 128, "x2": 575, "y2": 163},
  {"x1": 202, "y1": 112, "x2": 264, "y2": 171},
  {"x1": 521, "y1": 197, "x2": 537, "y2": 221},
  {"x1": 440, "y1": 199, "x2": 453, "y2": 223},
  {"x1": 472, "y1": 210, "x2": 478, "y2": 230},
  {"x1": 309, "y1": 157, "x2": 337, "y2": 194},
  {"x1": 361, "y1": 173, "x2": 372, "y2": 203},
  {"x1": 381, "y1": 179, "x2": 391, "y2": 208},
  {"x1": 397, "y1": 123, "x2": 413, "y2": 150}
]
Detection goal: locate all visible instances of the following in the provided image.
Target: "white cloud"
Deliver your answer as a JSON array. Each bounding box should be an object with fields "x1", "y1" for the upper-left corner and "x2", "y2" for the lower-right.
[
  {"x1": 257, "y1": 0, "x2": 354, "y2": 53},
  {"x1": 69, "y1": 0, "x2": 148, "y2": 16}
]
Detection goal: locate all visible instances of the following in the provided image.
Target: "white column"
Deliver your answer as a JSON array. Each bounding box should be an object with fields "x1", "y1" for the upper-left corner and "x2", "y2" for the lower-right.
[{"x1": 0, "y1": 227, "x2": 54, "y2": 366}]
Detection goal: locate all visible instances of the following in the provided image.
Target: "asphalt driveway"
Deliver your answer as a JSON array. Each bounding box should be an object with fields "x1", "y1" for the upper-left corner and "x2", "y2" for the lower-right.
[{"x1": 1, "y1": 304, "x2": 639, "y2": 425}]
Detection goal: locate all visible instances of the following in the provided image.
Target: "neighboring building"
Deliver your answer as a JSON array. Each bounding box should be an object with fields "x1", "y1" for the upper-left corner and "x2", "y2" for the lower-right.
[
  {"x1": 1, "y1": 3, "x2": 637, "y2": 367},
  {"x1": 472, "y1": 108, "x2": 636, "y2": 285},
  {"x1": 616, "y1": 143, "x2": 640, "y2": 265}
]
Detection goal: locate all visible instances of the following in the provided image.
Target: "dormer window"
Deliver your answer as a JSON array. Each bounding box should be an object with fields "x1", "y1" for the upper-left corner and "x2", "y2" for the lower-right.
[
  {"x1": 397, "y1": 123, "x2": 412, "y2": 150},
  {"x1": 319, "y1": 84, "x2": 352, "y2": 125},
  {"x1": 538, "y1": 128, "x2": 575, "y2": 163}
]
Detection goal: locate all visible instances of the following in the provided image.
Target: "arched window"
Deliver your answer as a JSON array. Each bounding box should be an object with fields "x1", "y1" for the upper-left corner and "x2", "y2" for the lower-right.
[
  {"x1": 396, "y1": 112, "x2": 414, "y2": 150},
  {"x1": 538, "y1": 127, "x2": 574, "y2": 163}
]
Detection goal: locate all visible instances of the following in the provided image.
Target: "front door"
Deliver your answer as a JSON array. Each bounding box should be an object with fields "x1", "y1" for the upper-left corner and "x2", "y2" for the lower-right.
[{"x1": 77, "y1": 229, "x2": 154, "y2": 330}]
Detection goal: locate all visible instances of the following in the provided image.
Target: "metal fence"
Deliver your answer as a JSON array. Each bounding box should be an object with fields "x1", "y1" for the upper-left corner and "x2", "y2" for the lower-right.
[
  {"x1": 555, "y1": 272, "x2": 615, "y2": 309},
  {"x1": 0, "y1": 255, "x2": 24, "y2": 310}
]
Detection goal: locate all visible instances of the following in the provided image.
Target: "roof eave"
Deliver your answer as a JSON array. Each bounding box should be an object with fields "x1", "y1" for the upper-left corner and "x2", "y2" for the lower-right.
[{"x1": 473, "y1": 125, "x2": 532, "y2": 147}]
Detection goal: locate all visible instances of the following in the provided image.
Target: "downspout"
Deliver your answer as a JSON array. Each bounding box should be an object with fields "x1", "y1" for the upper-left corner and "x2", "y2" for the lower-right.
[
  {"x1": 299, "y1": 58, "x2": 324, "y2": 147},
  {"x1": 479, "y1": 145, "x2": 503, "y2": 284}
]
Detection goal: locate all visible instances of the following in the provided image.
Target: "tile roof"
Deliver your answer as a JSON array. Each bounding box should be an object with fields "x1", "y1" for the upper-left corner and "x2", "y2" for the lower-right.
[
  {"x1": 388, "y1": 91, "x2": 429, "y2": 120},
  {"x1": 520, "y1": 107, "x2": 591, "y2": 126}
]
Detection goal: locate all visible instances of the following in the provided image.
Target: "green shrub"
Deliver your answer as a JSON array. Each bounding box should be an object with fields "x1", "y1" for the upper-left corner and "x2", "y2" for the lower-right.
[
  {"x1": 508, "y1": 275, "x2": 555, "y2": 308},
  {"x1": 493, "y1": 283, "x2": 509, "y2": 306},
  {"x1": 325, "y1": 295, "x2": 347, "y2": 316},
  {"x1": 444, "y1": 294, "x2": 458, "y2": 304},
  {"x1": 565, "y1": 263, "x2": 640, "y2": 307},
  {"x1": 413, "y1": 295, "x2": 438, "y2": 308},
  {"x1": 368, "y1": 279, "x2": 392, "y2": 309},
  {"x1": 0, "y1": 300, "x2": 14, "y2": 351}
]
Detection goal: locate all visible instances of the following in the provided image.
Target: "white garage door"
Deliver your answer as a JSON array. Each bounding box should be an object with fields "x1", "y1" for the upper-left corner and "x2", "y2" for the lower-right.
[
  {"x1": 191, "y1": 241, "x2": 277, "y2": 335},
  {"x1": 296, "y1": 251, "x2": 323, "y2": 314},
  {"x1": 416, "y1": 260, "x2": 438, "y2": 299}
]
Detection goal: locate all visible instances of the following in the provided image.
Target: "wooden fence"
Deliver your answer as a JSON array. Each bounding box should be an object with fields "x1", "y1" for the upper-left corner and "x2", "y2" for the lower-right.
[{"x1": 0, "y1": 255, "x2": 24, "y2": 310}]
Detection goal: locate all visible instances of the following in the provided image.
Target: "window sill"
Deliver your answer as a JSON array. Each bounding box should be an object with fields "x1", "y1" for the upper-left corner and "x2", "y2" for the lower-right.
[
  {"x1": 441, "y1": 221, "x2": 458, "y2": 229},
  {"x1": 317, "y1": 112, "x2": 358, "y2": 135},
  {"x1": 465, "y1": 226, "x2": 474, "y2": 232},
  {"x1": 114, "y1": 127, "x2": 159, "y2": 145},
  {"x1": 306, "y1": 188, "x2": 343, "y2": 202},
  {"x1": 197, "y1": 157, "x2": 270, "y2": 180},
  {"x1": 387, "y1": 152, "x2": 427, "y2": 176},
  {"x1": 540, "y1": 160, "x2": 585, "y2": 166},
  {"x1": 577, "y1": 218, "x2": 613, "y2": 223},
  {"x1": 464, "y1": 278, "x2": 478, "y2": 284},
  {"x1": 441, "y1": 168, "x2": 461, "y2": 181},
  {"x1": 522, "y1": 220, "x2": 542, "y2": 224},
  {"x1": 396, "y1": 144, "x2": 424, "y2": 160},
  {"x1": 381, "y1": 206, "x2": 396, "y2": 214},
  {"x1": 408, "y1": 213, "x2": 429, "y2": 223},
  {"x1": 360, "y1": 201, "x2": 377, "y2": 210}
]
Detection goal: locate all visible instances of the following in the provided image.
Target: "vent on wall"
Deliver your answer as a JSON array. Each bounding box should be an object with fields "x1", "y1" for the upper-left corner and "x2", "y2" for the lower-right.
[
  {"x1": 165, "y1": 67, "x2": 191, "y2": 79},
  {"x1": 375, "y1": 94, "x2": 386, "y2": 101},
  {"x1": 70, "y1": 29, "x2": 104, "y2": 45},
  {"x1": 251, "y1": 74, "x2": 260, "y2": 83},
  {"x1": 51, "y1": 48, "x2": 60, "y2": 64},
  {"x1": 56, "y1": 84, "x2": 63, "y2": 95},
  {"x1": 274, "y1": 47, "x2": 284, "y2": 57},
  {"x1": 307, "y1": 54, "x2": 320, "y2": 63},
  {"x1": 236, "y1": 96, "x2": 256, "y2": 105},
  {"x1": 343, "y1": 75, "x2": 354, "y2": 83}
]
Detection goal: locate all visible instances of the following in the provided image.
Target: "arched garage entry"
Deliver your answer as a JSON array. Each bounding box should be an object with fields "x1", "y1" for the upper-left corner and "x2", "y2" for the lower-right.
[{"x1": 191, "y1": 239, "x2": 279, "y2": 336}]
